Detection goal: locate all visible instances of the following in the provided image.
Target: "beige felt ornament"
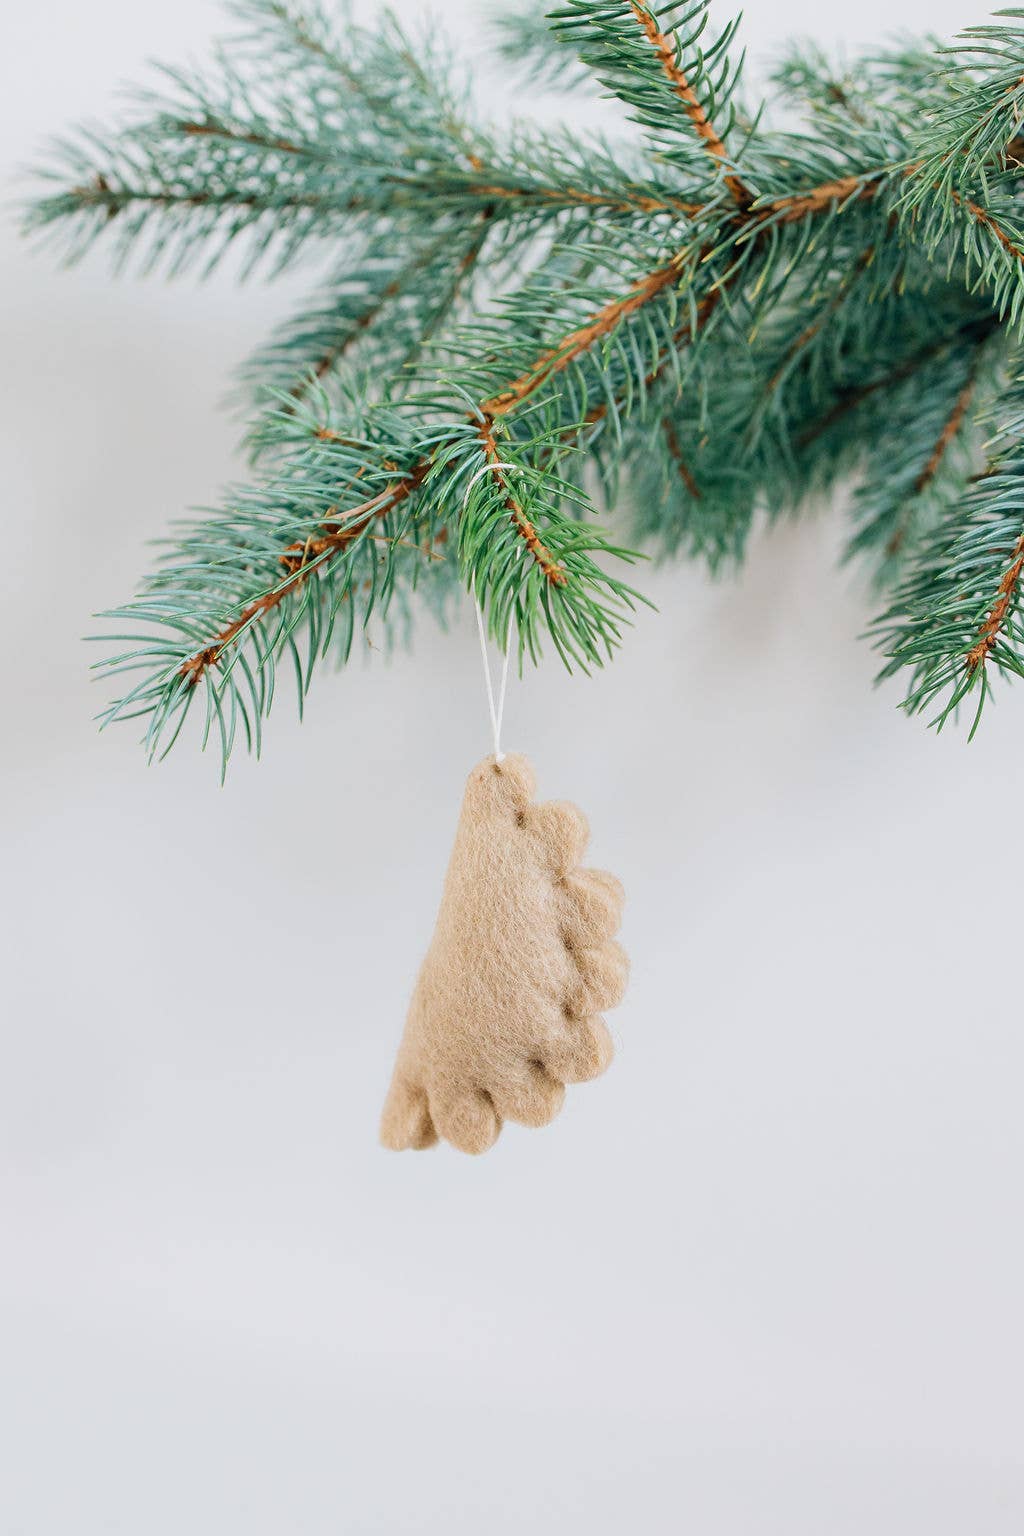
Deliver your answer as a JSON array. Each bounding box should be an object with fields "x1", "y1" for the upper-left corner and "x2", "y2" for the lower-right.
[{"x1": 380, "y1": 753, "x2": 628, "y2": 1154}]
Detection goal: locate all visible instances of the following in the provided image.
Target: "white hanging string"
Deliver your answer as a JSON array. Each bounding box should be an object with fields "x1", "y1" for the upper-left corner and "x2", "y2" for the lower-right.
[
  {"x1": 463, "y1": 460, "x2": 517, "y2": 763},
  {"x1": 473, "y1": 589, "x2": 511, "y2": 763}
]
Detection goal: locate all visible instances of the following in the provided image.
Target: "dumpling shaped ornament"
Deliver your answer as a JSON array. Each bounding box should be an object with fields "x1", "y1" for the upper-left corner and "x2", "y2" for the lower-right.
[{"x1": 380, "y1": 754, "x2": 628, "y2": 1155}]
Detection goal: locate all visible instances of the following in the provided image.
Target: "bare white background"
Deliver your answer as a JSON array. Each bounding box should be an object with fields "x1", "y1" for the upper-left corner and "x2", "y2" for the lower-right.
[{"x1": 2, "y1": 1, "x2": 1022, "y2": 1531}]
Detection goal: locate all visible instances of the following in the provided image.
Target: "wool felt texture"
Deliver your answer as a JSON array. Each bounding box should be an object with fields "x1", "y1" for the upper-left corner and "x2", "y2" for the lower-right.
[{"x1": 380, "y1": 753, "x2": 628, "y2": 1155}]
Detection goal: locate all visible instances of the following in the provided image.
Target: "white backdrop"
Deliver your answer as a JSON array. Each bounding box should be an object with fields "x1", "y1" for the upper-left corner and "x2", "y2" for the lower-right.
[{"x1": 3, "y1": 2, "x2": 1023, "y2": 1532}]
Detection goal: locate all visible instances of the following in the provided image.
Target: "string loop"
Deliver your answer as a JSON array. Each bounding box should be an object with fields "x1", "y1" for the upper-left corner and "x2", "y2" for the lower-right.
[
  {"x1": 473, "y1": 592, "x2": 511, "y2": 763},
  {"x1": 463, "y1": 460, "x2": 517, "y2": 762}
]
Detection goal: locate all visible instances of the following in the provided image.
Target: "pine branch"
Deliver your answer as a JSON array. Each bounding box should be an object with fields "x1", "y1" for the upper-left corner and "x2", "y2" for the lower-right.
[
  {"x1": 82, "y1": 150, "x2": 996, "y2": 756},
  {"x1": 661, "y1": 417, "x2": 702, "y2": 498},
  {"x1": 173, "y1": 238, "x2": 712, "y2": 697},
  {"x1": 479, "y1": 247, "x2": 693, "y2": 416},
  {"x1": 845, "y1": 334, "x2": 993, "y2": 583},
  {"x1": 27, "y1": 0, "x2": 1024, "y2": 764},
  {"x1": 902, "y1": 12, "x2": 1024, "y2": 196},
  {"x1": 875, "y1": 372, "x2": 1024, "y2": 732},
  {"x1": 625, "y1": 1, "x2": 751, "y2": 205},
  {"x1": 552, "y1": 1, "x2": 748, "y2": 194},
  {"x1": 967, "y1": 529, "x2": 1024, "y2": 671},
  {"x1": 477, "y1": 422, "x2": 567, "y2": 585},
  {"x1": 174, "y1": 459, "x2": 430, "y2": 692},
  {"x1": 913, "y1": 374, "x2": 979, "y2": 496}
]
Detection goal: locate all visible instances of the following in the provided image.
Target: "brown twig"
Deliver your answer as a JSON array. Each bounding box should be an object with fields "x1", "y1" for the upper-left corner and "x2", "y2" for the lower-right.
[
  {"x1": 464, "y1": 181, "x2": 697, "y2": 217},
  {"x1": 279, "y1": 526, "x2": 442, "y2": 576},
  {"x1": 179, "y1": 466, "x2": 428, "y2": 686},
  {"x1": 628, "y1": 2, "x2": 751, "y2": 208},
  {"x1": 882, "y1": 367, "x2": 982, "y2": 559},
  {"x1": 480, "y1": 248, "x2": 692, "y2": 416},
  {"x1": 966, "y1": 530, "x2": 1024, "y2": 672},
  {"x1": 478, "y1": 423, "x2": 567, "y2": 586},
  {"x1": 177, "y1": 120, "x2": 306, "y2": 156},
  {"x1": 661, "y1": 417, "x2": 702, "y2": 498},
  {"x1": 914, "y1": 376, "x2": 978, "y2": 496},
  {"x1": 768, "y1": 174, "x2": 880, "y2": 224},
  {"x1": 763, "y1": 165, "x2": 1024, "y2": 265},
  {"x1": 532, "y1": 286, "x2": 722, "y2": 468},
  {"x1": 71, "y1": 173, "x2": 343, "y2": 217},
  {"x1": 100, "y1": 122, "x2": 690, "y2": 222},
  {"x1": 948, "y1": 187, "x2": 1024, "y2": 266}
]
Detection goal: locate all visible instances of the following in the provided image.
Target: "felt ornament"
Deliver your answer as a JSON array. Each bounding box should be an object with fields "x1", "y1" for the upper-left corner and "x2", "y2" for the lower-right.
[{"x1": 380, "y1": 752, "x2": 628, "y2": 1155}]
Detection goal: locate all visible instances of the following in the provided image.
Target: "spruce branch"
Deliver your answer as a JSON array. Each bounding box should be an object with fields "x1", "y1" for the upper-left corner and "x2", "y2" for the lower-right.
[
  {"x1": 624, "y1": 1, "x2": 752, "y2": 205},
  {"x1": 901, "y1": 11, "x2": 1024, "y2": 195},
  {"x1": 967, "y1": 529, "x2": 1024, "y2": 670},
  {"x1": 913, "y1": 373, "x2": 980, "y2": 496},
  {"x1": 552, "y1": 1, "x2": 749, "y2": 197},
  {"x1": 845, "y1": 331, "x2": 994, "y2": 583},
  {"x1": 477, "y1": 422, "x2": 568, "y2": 586},
  {"x1": 170, "y1": 237, "x2": 709, "y2": 699},
  {"x1": 26, "y1": 0, "x2": 1024, "y2": 767},
  {"x1": 661, "y1": 417, "x2": 702, "y2": 499},
  {"x1": 875, "y1": 372, "x2": 1024, "y2": 732}
]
